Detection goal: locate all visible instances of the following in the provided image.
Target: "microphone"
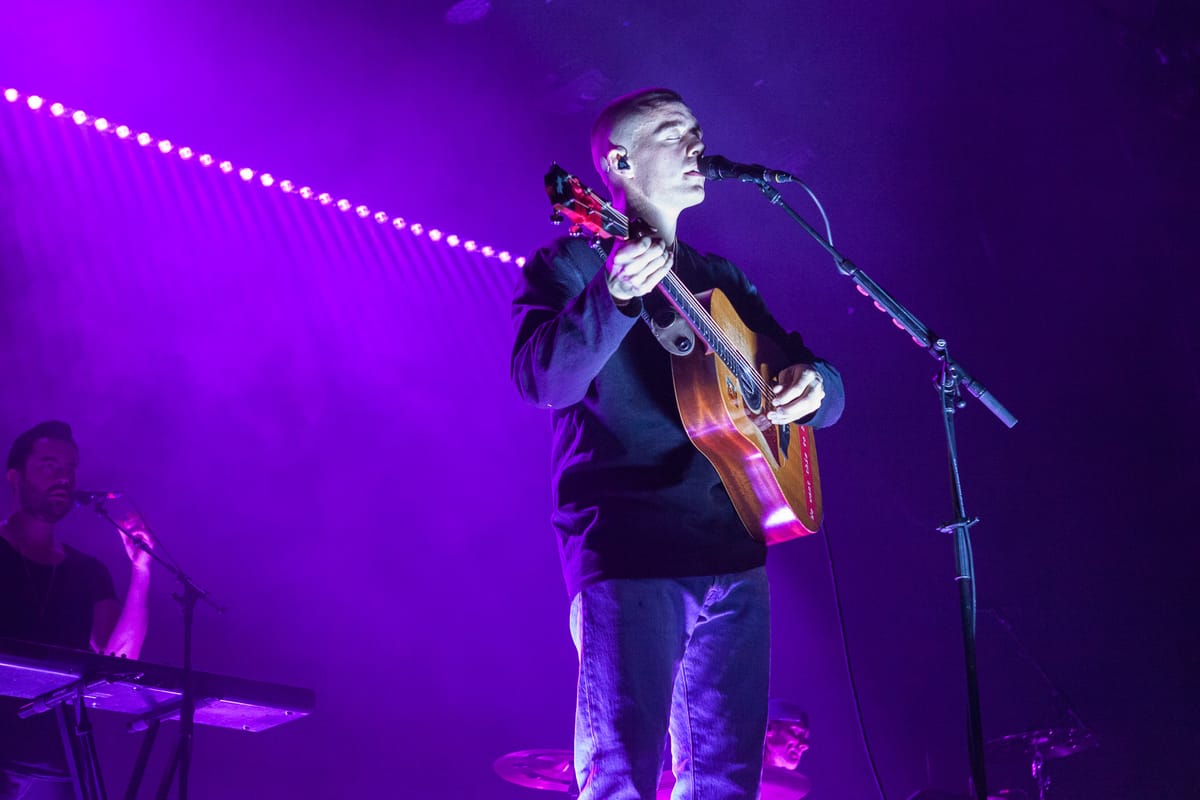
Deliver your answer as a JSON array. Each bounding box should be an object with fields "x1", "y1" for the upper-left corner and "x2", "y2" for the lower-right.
[
  {"x1": 698, "y1": 154, "x2": 795, "y2": 184},
  {"x1": 73, "y1": 490, "x2": 123, "y2": 507}
]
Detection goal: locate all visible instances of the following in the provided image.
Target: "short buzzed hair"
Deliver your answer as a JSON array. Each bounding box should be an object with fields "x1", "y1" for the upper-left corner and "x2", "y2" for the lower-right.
[
  {"x1": 6, "y1": 420, "x2": 77, "y2": 472},
  {"x1": 768, "y1": 699, "x2": 809, "y2": 728},
  {"x1": 590, "y1": 88, "x2": 686, "y2": 187}
]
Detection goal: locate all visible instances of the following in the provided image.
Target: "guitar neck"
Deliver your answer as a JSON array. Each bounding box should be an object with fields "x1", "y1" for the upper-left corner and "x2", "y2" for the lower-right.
[
  {"x1": 542, "y1": 163, "x2": 766, "y2": 399},
  {"x1": 657, "y1": 274, "x2": 766, "y2": 406}
]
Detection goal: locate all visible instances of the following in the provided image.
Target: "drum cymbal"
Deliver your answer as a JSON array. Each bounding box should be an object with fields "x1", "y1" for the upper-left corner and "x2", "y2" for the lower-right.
[
  {"x1": 986, "y1": 727, "x2": 1097, "y2": 759},
  {"x1": 494, "y1": 749, "x2": 675, "y2": 794},
  {"x1": 493, "y1": 749, "x2": 575, "y2": 792}
]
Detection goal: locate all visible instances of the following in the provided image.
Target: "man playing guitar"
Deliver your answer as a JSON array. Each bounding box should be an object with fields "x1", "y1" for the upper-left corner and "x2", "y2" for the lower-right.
[{"x1": 511, "y1": 88, "x2": 844, "y2": 799}]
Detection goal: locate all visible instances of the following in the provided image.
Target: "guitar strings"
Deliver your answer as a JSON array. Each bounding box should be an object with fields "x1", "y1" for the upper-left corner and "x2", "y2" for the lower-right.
[
  {"x1": 602, "y1": 205, "x2": 777, "y2": 406},
  {"x1": 660, "y1": 270, "x2": 775, "y2": 400}
]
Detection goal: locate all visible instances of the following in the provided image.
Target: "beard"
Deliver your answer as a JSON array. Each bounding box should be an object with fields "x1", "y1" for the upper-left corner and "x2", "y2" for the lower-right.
[{"x1": 19, "y1": 478, "x2": 73, "y2": 524}]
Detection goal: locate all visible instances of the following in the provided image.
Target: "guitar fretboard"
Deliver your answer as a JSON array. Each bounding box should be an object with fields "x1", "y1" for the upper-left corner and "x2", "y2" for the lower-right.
[{"x1": 659, "y1": 273, "x2": 765, "y2": 413}]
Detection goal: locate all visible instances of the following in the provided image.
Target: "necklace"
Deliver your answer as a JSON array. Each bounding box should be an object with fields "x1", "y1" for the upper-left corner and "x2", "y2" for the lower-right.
[
  {"x1": 3, "y1": 519, "x2": 61, "y2": 622},
  {"x1": 20, "y1": 555, "x2": 59, "y2": 622}
]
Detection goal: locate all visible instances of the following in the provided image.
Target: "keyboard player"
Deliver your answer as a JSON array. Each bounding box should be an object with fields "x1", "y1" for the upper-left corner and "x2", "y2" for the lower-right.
[{"x1": 0, "y1": 421, "x2": 153, "y2": 799}]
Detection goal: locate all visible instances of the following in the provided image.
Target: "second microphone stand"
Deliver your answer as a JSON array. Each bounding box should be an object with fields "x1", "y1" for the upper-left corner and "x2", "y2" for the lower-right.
[{"x1": 87, "y1": 500, "x2": 223, "y2": 800}]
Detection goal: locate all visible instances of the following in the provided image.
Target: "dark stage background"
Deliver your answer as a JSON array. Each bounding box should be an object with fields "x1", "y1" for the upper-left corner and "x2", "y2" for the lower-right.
[{"x1": 2, "y1": 1, "x2": 1197, "y2": 798}]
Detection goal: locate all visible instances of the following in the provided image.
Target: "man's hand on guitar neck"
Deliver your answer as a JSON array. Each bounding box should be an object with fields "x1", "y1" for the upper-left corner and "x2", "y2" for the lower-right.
[
  {"x1": 767, "y1": 364, "x2": 826, "y2": 425},
  {"x1": 606, "y1": 236, "x2": 674, "y2": 307}
]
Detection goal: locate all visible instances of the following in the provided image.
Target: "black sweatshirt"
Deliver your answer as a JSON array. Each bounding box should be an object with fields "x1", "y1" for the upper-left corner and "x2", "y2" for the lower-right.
[{"x1": 511, "y1": 236, "x2": 845, "y2": 598}]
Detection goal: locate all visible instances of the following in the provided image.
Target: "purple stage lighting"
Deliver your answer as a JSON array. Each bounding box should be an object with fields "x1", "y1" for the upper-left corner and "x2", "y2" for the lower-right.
[
  {"x1": 219, "y1": 160, "x2": 234, "y2": 173},
  {"x1": 373, "y1": 211, "x2": 388, "y2": 224},
  {"x1": 26, "y1": 95, "x2": 43, "y2": 110},
  {"x1": 199, "y1": 154, "x2": 214, "y2": 166},
  {"x1": 49, "y1": 102, "x2": 65, "y2": 117},
  {"x1": 3, "y1": 88, "x2": 17, "y2": 103},
  {"x1": 94, "y1": 117, "x2": 110, "y2": 132},
  {"x1": 392, "y1": 217, "x2": 406, "y2": 230},
  {"x1": 116, "y1": 125, "x2": 131, "y2": 139},
  {"x1": 355, "y1": 204, "x2": 370, "y2": 218},
  {"x1": 280, "y1": 179, "x2": 294, "y2": 193},
  {"x1": 72, "y1": 110, "x2": 86, "y2": 125},
  {"x1": 179, "y1": 147, "x2": 194, "y2": 160},
  {"x1": 299, "y1": 186, "x2": 313, "y2": 199},
  {"x1": 158, "y1": 140, "x2": 173, "y2": 154},
  {"x1": 239, "y1": 167, "x2": 254, "y2": 181},
  {"x1": 136, "y1": 131, "x2": 151, "y2": 146}
]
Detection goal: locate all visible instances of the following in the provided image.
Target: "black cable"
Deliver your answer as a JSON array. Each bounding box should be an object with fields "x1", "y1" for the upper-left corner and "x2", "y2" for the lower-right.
[
  {"x1": 775, "y1": 173, "x2": 888, "y2": 798},
  {"x1": 819, "y1": 516, "x2": 890, "y2": 800}
]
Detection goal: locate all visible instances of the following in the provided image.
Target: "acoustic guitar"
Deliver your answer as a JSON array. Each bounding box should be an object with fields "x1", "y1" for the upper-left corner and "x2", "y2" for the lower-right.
[{"x1": 543, "y1": 164, "x2": 822, "y2": 544}]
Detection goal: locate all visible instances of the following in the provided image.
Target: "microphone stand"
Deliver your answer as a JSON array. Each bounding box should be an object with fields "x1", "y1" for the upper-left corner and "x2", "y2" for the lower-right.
[
  {"x1": 87, "y1": 501, "x2": 224, "y2": 800},
  {"x1": 739, "y1": 175, "x2": 1017, "y2": 800}
]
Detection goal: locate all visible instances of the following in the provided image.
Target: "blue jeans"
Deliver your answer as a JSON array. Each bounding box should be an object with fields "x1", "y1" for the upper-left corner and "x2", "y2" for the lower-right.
[{"x1": 569, "y1": 567, "x2": 770, "y2": 800}]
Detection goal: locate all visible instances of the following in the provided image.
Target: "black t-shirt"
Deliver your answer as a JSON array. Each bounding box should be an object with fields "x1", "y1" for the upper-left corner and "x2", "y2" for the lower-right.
[
  {"x1": 0, "y1": 536, "x2": 116, "y2": 650},
  {"x1": 0, "y1": 536, "x2": 117, "y2": 775}
]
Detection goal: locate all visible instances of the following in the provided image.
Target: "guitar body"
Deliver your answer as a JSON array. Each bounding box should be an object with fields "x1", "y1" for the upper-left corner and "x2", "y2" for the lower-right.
[{"x1": 670, "y1": 288, "x2": 822, "y2": 544}]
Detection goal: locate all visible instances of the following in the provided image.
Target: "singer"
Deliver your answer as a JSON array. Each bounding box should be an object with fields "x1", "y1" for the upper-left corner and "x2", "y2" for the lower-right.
[
  {"x1": 0, "y1": 420, "x2": 154, "y2": 799},
  {"x1": 511, "y1": 88, "x2": 844, "y2": 799}
]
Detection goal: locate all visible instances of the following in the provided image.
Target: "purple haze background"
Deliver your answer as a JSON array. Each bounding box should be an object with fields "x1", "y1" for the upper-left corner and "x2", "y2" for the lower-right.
[{"x1": 1, "y1": 1, "x2": 1197, "y2": 798}]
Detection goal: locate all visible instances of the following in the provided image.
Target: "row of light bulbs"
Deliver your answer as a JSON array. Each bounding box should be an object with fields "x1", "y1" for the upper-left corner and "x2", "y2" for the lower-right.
[{"x1": 2, "y1": 87, "x2": 525, "y2": 266}]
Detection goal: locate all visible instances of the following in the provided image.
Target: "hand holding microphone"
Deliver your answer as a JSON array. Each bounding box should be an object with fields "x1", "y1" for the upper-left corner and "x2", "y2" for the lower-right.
[{"x1": 74, "y1": 490, "x2": 155, "y2": 571}]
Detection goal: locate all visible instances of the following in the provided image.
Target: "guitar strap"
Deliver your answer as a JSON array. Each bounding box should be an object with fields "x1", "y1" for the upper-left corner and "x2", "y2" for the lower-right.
[{"x1": 589, "y1": 237, "x2": 697, "y2": 357}]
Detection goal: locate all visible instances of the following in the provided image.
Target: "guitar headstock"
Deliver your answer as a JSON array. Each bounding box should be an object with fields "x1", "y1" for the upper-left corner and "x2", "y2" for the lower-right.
[{"x1": 544, "y1": 164, "x2": 653, "y2": 241}]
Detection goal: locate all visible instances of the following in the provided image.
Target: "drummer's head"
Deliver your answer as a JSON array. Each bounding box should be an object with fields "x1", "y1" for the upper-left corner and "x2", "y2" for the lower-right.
[{"x1": 764, "y1": 700, "x2": 809, "y2": 770}]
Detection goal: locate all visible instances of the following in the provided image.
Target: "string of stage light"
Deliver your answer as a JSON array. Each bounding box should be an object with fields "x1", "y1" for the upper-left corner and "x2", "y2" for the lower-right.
[{"x1": 1, "y1": 87, "x2": 525, "y2": 267}]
